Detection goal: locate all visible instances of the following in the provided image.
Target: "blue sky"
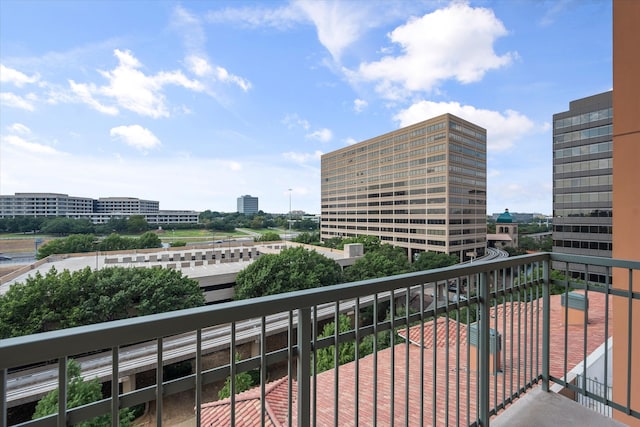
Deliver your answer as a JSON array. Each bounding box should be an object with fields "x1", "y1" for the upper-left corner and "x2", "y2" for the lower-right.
[{"x1": 0, "y1": 0, "x2": 612, "y2": 215}]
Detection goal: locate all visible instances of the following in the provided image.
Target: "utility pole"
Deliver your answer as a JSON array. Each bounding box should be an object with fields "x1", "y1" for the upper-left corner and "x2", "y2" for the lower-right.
[{"x1": 288, "y1": 189, "x2": 292, "y2": 245}]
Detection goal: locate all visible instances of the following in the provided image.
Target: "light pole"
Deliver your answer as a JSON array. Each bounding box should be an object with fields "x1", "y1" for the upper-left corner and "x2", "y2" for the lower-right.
[{"x1": 288, "y1": 188, "x2": 292, "y2": 245}]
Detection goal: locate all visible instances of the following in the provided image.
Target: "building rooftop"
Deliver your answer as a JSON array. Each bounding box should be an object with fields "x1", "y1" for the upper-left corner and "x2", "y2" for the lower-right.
[{"x1": 200, "y1": 290, "x2": 611, "y2": 425}]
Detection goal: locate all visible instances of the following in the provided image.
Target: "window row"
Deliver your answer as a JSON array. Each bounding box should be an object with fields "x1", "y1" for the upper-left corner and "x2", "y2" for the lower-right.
[
  {"x1": 553, "y1": 124, "x2": 612, "y2": 144},
  {"x1": 554, "y1": 107, "x2": 612, "y2": 130},
  {"x1": 553, "y1": 240, "x2": 612, "y2": 251},
  {"x1": 555, "y1": 175, "x2": 612, "y2": 189},
  {"x1": 553, "y1": 225, "x2": 612, "y2": 234},
  {"x1": 554, "y1": 158, "x2": 612, "y2": 174},
  {"x1": 554, "y1": 141, "x2": 612, "y2": 159},
  {"x1": 555, "y1": 191, "x2": 612, "y2": 204}
]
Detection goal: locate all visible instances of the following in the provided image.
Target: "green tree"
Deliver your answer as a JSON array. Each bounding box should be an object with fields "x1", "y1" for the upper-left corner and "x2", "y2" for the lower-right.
[
  {"x1": 37, "y1": 234, "x2": 97, "y2": 259},
  {"x1": 292, "y1": 231, "x2": 320, "y2": 245},
  {"x1": 137, "y1": 231, "x2": 161, "y2": 249},
  {"x1": 412, "y1": 251, "x2": 459, "y2": 272},
  {"x1": 315, "y1": 314, "x2": 398, "y2": 374},
  {"x1": 250, "y1": 216, "x2": 265, "y2": 229},
  {"x1": 98, "y1": 233, "x2": 131, "y2": 251},
  {"x1": 127, "y1": 215, "x2": 148, "y2": 233},
  {"x1": 315, "y1": 315, "x2": 356, "y2": 373},
  {"x1": 256, "y1": 231, "x2": 281, "y2": 242},
  {"x1": 41, "y1": 218, "x2": 94, "y2": 235},
  {"x1": 33, "y1": 359, "x2": 134, "y2": 426},
  {"x1": 217, "y1": 354, "x2": 257, "y2": 399},
  {"x1": 293, "y1": 218, "x2": 318, "y2": 231},
  {"x1": 322, "y1": 237, "x2": 343, "y2": 249},
  {"x1": 234, "y1": 247, "x2": 344, "y2": 299},
  {"x1": 0, "y1": 267, "x2": 205, "y2": 338},
  {"x1": 345, "y1": 244, "x2": 410, "y2": 282},
  {"x1": 343, "y1": 235, "x2": 382, "y2": 253}
]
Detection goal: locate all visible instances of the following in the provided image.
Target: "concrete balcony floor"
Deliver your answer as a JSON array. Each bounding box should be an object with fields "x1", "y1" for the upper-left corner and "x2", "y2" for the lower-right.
[{"x1": 492, "y1": 388, "x2": 627, "y2": 427}]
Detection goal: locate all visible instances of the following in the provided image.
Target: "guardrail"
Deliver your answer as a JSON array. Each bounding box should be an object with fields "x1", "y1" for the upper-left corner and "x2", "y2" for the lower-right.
[{"x1": 1, "y1": 253, "x2": 639, "y2": 426}]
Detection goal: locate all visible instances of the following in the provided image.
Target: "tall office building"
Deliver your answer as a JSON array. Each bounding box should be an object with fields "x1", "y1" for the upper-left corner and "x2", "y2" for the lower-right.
[
  {"x1": 320, "y1": 113, "x2": 486, "y2": 262},
  {"x1": 552, "y1": 91, "x2": 613, "y2": 282},
  {"x1": 237, "y1": 195, "x2": 259, "y2": 215}
]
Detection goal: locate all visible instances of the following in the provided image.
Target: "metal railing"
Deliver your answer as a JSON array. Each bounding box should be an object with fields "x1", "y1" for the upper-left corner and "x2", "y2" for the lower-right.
[{"x1": 1, "y1": 252, "x2": 639, "y2": 426}]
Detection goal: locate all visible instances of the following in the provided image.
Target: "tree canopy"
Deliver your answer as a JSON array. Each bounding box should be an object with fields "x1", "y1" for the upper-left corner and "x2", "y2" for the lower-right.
[
  {"x1": 255, "y1": 231, "x2": 281, "y2": 242},
  {"x1": 411, "y1": 251, "x2": 459, "y2": 272},
  {"x1": 234, "y1": 247, "x2": 344, "y2": 299},
  {"x1": 33, "y1": 359, "x2": 135, "y2": 426},
  {"x1": 37, "y1": 231, "x2": 161, "y2": 259},
  {"x1": 0, "y1": 266, "x2": 205, "y2": 338},
  {"x1": 344, "y1": 243, "x2": 411, "y2": 282}
]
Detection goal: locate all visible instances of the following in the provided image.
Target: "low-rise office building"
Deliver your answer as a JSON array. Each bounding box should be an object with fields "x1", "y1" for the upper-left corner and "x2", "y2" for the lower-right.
[{"x1": 0, "y1": 192, "x2": 199, "y2": 225}]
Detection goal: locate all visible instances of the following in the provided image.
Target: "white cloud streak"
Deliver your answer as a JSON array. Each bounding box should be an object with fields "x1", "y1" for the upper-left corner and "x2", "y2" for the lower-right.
[
  {"x1": 0, "y1": 92, "x2": 36, "y2": 111},
  {"x1": 110, "y1": 125, "x2": 161, "y2": 151},
  {"x1": 306, "y1": 128, "x2": 333, "y2": 143},
  {"x1": 173, "y1": 6, "x2": 252, "y2": 93},
  {"x1": 2, "y1": 135, "x2": 60, "y2": 155},
  {"x1": 7, "y1": 123, "x2": 31, "y2": 134},
  {"x1": 0, "y1": 64, "x2": 40, "y2": 87}
]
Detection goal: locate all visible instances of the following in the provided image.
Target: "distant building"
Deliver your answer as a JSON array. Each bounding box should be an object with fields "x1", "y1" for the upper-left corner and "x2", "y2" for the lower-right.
[
  {"x1": 487, "y1": 209, "x2": 518, "y2": 249},
  {"x1": 0, "y1": 192, "x2": 199, "y2": 225},
  {"x1": 490, "y1": 212, "x2": 544, "y2": 223},
  {"x1": 237, "y1": 195, "x2": 259, "y2": 215},
  {"x1": 320, "y1": 113, "x2": 487, "y2": 262},
  {"x1": 552, "y1": 91, "x2": 613, "y2": 282}
]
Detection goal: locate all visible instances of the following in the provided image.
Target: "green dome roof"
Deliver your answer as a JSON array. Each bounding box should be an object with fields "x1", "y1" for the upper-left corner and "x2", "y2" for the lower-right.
[{"x1": 496, "y1": 209, "x2": 513, "y2": 223}]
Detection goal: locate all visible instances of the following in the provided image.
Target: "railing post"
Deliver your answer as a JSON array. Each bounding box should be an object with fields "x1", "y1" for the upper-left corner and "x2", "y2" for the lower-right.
[
  {"x1": 478, "y1": 271, "x2": 490, "y2": 427},
  {"x1": 1, "y1": 368, "x2": 7, "y2": 427},
  {"x1": 297, "y1": 307, "x2": 311, "y2": 427},
  {"x1": 542, "y1": 259, "x2": 550, "y2": 392}
]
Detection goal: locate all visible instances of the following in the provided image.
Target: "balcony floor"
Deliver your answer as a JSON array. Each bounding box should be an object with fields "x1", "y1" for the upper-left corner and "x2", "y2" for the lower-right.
[{"x1": 492, "y1": 388, "x2": 627, "y2": 427}]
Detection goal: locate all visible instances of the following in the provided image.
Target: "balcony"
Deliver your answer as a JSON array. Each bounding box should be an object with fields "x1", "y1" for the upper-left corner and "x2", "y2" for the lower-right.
[{"x1": 1, "y1": 252, "x2": 639, "y2": 426}]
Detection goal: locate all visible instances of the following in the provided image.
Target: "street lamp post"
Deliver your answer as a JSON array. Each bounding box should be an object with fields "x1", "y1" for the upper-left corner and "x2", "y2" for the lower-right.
[{"x1": 288, "y1": 189, "x2": 292, "y2": 246}]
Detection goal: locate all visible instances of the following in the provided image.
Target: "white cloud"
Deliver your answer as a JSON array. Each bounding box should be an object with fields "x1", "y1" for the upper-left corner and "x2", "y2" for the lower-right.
[
  {"x1": 7, "y1": 123, "x2": 31, "y2": 134},
  {"x1": 0, "y1": 64, "x2": 40, "y2": 87},
  {"x1": 173, "y1": 7, "x2": 252, "y2": 93},
  {"x1": 344, "y1": 137, "x2": 358, "y2": 145},
  {"x1": 205, "y1": 4, "x2": 303, "y2": 30},
  {"x1": 69, "y1": 49, "x2": 205, "y2": 118},
  {"x1": 283, "y1": 150, "x2": 323, "y2": 164},
  {"x1": 306, "y1": 128, "x2": 333, "y2": 143},
  {"x1": 185, "y1": 55, "x2": 213, "y2": 77},
  {"x1": 283, "y1": 113, "x2": 311, "y2": 130},
  {"x1": 110, "y1": 125, "x2": 161, "y2": 151},
  {"x1": 0, "y1": 92, "x2": 36, "y2": 111},
  {"x1": 68, "y1": 80, "x2": 119, "y2": 115},
  {"x1": 2, "y1": 135, "x2": 60, "y2": 155},
  {"x1": 354, "y1": 2, "x2": 515, "y2": 99},
  {"x1": 394, "y1": 100, "x2": 535, "y2": 152},
  {"x1": 354, "y1": 98, "x2": 368, "y2": 113},
  {"x1": 295, "y1": 1, "x2": 371, "y2": 61}
]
